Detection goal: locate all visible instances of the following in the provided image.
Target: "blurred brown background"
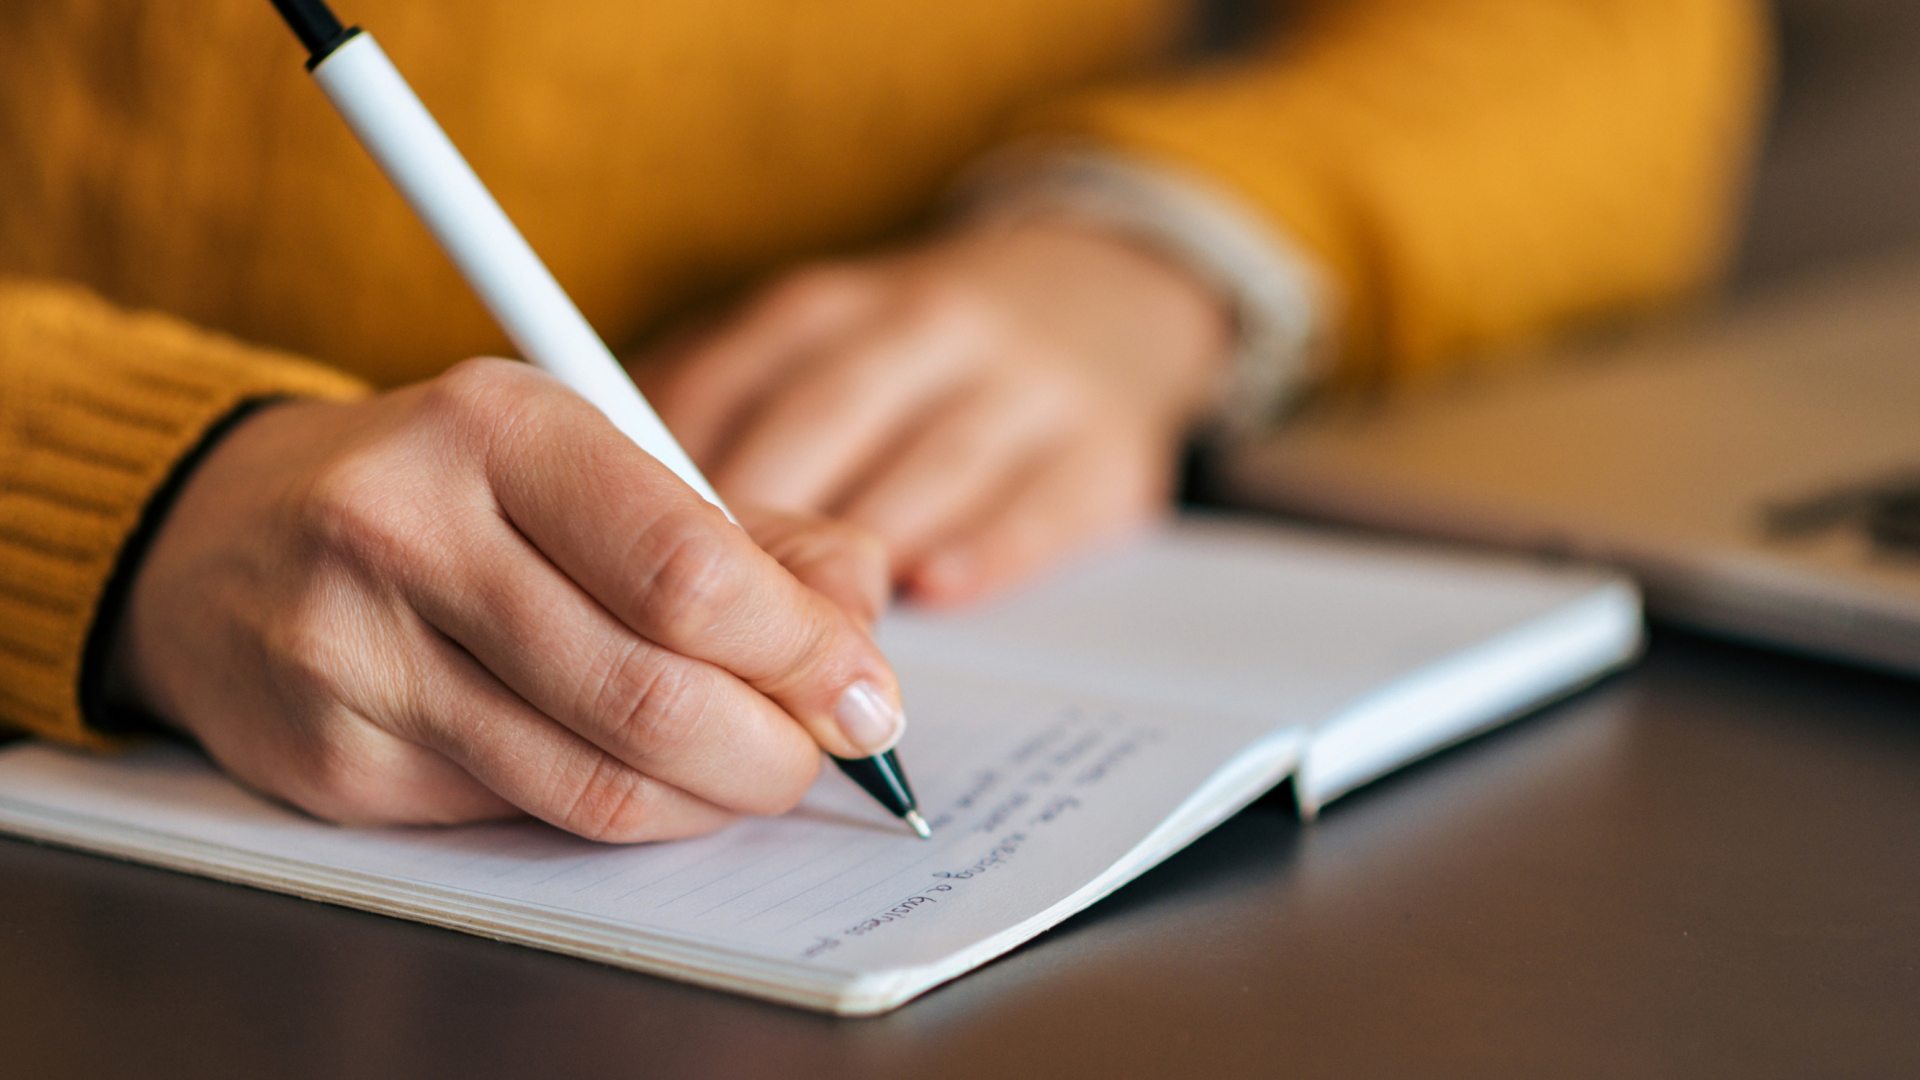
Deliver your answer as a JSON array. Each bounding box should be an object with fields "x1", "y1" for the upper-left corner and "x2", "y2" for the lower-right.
[{"x1": 1739, "y1": 0, "x2": 1920, "y2": 287}]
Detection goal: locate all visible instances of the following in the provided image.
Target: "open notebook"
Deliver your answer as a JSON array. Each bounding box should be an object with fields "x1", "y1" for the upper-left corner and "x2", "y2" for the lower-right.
[{"x1": 0, "y1": 518, "x2": 1639, "y2": 1015}]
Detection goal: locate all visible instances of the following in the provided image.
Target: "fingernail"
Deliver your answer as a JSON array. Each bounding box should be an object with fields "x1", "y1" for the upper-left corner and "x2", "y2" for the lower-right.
[{"x1": 835, "y1": 681, "x2": 906, "y2": 754}]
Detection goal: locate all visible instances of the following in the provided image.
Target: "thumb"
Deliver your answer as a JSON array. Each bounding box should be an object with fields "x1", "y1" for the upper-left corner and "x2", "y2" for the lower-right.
[{"x1": 737, "y1": 506, "x2": 892, "y2": 629}]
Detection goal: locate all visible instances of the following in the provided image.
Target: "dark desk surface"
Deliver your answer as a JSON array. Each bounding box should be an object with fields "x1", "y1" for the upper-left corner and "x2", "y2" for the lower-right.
[{"x1": 2, "y1": 630, "x2": 1915, "y2": 1079}]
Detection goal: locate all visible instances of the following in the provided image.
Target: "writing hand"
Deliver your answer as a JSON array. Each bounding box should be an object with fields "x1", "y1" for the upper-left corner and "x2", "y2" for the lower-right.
[{"x1": 105, "y1": 359, "x2": 902, "y2": 841}]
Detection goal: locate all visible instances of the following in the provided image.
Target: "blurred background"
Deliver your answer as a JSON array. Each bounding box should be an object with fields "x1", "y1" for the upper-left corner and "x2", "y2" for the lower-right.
[{"x1": 1738, "y1": 0, "x2": 1920, "y2": 287}]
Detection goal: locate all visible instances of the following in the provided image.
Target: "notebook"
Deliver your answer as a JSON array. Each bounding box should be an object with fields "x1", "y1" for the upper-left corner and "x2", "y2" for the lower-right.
[{"x1": 0, "y1": 517, "x2": 1640, "y2": 1015}]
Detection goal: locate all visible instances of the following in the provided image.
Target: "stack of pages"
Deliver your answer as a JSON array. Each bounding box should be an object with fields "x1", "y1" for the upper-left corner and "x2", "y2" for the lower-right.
[{"x1": 0, "y1": 518, "x2": 1639, "y2": 1014}]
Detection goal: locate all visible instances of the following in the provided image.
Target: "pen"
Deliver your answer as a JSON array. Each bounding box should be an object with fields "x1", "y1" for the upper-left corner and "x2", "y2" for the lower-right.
[{"x1": 266, "y1": 0, "x2": 930, "y2": 840}]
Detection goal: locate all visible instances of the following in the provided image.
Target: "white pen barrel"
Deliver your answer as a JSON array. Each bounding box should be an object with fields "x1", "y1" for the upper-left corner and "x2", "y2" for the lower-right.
[{"x1": 309, "y1": 33, "x2": 729, "y2": 514}]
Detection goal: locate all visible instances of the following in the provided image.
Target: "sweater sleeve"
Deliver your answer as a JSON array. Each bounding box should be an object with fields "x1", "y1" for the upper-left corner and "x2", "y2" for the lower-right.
[
  {"x1": 1013, "y1": 0, "x2": 1773, "y2": 390},
  {"x1": 0, "y1": 279, "x2": 368, "y2": 746}
]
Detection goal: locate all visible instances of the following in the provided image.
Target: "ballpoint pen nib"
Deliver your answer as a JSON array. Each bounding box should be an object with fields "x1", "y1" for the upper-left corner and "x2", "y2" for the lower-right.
[{"x1": 904, "y1": 810, "x2": 932, "y2": 840}]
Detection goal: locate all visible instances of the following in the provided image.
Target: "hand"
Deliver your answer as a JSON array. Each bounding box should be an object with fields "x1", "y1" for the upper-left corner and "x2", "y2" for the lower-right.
[
  {"x1": 638, "y1": 219, "x2": 1233, "y2": 606},
  {"x1": 105, "y1": 359, "x2": 903, "y2": 842}
]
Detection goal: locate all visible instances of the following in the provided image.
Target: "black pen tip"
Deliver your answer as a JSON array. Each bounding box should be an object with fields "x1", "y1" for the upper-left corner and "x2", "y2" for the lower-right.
[{"x1": 833, "y1": 750, "x2": 924, "y2": 836}]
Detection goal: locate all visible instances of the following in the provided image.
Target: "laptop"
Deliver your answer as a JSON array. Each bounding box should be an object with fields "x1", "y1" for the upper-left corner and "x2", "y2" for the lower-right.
[{"x1": 1214, "y1": 255, "x2": 1920, "y2": 676}]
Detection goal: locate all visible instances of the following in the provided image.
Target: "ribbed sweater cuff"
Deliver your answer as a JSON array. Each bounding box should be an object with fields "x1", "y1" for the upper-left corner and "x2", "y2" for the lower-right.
[{"x1": 0, "y1": 282, "x2": 368, "y2": 745}]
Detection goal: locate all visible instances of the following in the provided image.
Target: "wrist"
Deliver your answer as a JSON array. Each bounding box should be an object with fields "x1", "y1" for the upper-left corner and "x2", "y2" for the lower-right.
[
  {"x1": 954, "y1": 146, "x2": 1330, "y2": 431},
  {"x1": 92, "y1": 398, "x2": 299, "y2": 728},
  {"x1": 938, "y1": 216, "x2": 1237, "y2": 422}
]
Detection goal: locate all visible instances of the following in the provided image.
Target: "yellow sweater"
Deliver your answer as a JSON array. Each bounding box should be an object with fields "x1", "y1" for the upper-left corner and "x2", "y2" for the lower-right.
[{"x1": 0, "y1": 0, "x2": 1768, "y2": 743}]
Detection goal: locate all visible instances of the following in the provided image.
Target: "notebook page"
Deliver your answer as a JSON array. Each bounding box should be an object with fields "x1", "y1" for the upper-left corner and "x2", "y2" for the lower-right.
[
  {"x1": 875, "y1": 516, "x2": 1623, "y2": 728},
  {"x1": 0, "y1": 662, "x2": 1288, "y2": 1005}
]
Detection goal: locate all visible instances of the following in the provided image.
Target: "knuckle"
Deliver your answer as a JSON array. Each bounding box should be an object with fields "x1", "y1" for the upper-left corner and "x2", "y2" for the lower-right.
[
  {"x1": 290, "y1": 728, "x2": 393, "y2": 825},
  {"x1": 300, "y1": 454, "x2": 419, "y2": 576},
  {"x1": 590, "y1": 645, "x2": 712, "y2": 760},
  {"x1": 265, "y1": 613, "x2": 353, "y2": 706},
  {"x1": 558, "y1": 757, "x2": 660, "y2": 843},
  {"x1": 762, "y1": 599, "x2": 843, "y2": 691},
  {"x1": 627, "y1": 506, "x2": 745, "y2": 640},
  {"x1": 419, "y1": 357, "x2": 550, "y2": 450},
  {"x1": 426, "y1": 357, "x2": 532, "y2": 415}
]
